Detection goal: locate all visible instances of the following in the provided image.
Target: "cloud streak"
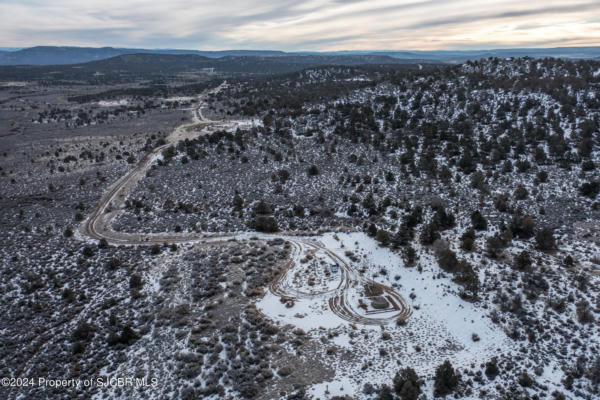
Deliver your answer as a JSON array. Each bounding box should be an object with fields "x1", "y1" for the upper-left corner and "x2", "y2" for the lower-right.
[{"x1": 0, "y1": 0, "x2": 598, "y2": 50}]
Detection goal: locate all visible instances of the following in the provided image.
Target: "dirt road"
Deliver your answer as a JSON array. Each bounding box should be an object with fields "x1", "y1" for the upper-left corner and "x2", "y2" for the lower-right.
[{"x1": 78, "y1": 82, "x2": 410, "y2": 325}]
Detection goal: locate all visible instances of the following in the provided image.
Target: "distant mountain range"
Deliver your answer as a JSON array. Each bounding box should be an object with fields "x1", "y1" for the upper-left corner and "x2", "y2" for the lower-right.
[
  {"x1": 0, "y1": 53, "x2": 429, "y2": 83},
  {"x1": 1, "y1": 46, "x2": 599, "y2": 66},
  {"x1": 0, "y1": 46, "x2": 287, "y2": 66}
]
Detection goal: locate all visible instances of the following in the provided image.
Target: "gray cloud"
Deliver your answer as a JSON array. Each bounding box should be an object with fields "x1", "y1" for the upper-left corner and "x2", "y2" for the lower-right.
[
  {"x1": 0, "y1": 0, "x2": 598, "y2": 50},
  {"x1": 407, "y1": 2, "x2": 600, "y2": 29}
]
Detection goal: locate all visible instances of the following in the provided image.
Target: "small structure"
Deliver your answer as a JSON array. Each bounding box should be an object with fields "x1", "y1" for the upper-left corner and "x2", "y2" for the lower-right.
[{"x1": 330, "y1": 263, "x2": 339, "y2": 274}]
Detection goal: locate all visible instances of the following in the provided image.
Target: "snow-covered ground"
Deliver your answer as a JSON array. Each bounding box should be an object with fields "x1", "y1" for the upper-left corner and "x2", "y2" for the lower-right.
[
  {"x1": 98, "y1": 99, "x2": 129, "y2": 107},
  {"x1": 260, "y1": 232, "x2": 516, "y2": 399}
]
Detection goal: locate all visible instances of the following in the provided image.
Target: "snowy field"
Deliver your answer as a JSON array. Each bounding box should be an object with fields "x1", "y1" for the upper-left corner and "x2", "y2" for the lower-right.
[{"x1": 259, "y1": 232, "x2": 515, "y2": 399}]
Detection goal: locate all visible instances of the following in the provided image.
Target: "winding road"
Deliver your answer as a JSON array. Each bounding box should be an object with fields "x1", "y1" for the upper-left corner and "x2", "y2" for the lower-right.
[{"x1": 78, "y1": 82, "x2": 410, "y2": 326}]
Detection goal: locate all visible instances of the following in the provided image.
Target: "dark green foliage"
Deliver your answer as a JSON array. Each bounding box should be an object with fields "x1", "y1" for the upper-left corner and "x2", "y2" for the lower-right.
[
  {"x1": 107, "y1": 326, "x2": 139, "y2": 346},
  {"x1": 536, "y1": 170, "x2": 548, "y2": 183},
  {"x1": 253, "y1": 200, "x2": 274, "y2": 215},
  {"x1": 362, "y1": 193, "x2": 377, "y2": 216},
  {"x1": 470, "y1": 210, "x2": 488, "y2": 231},
  {"x1": 249, "y1": 216, "x2": 279, "y2": 232},
  {"x1": 129, "y1": 274, "x2": 143, "y2": 289},
  {"x1": 307, "y1": 164, "x2": 320, "y2": 176},
  {"x1": 434, "y1": 360, "x2": 459, "y2": 397},
  {"x1": 367, "y1": 223, "x2": 378, "y2": 237},
  {"x1": 460, "y1": 228, "x2": 475, "y2": 251},
  {"x1": 470, "y1": 170, "x2": 486, "y2": 191},
  {"x1": 81, "y1": 246, "x2": 95, "y2": 258},
  {"x1": 509, "y1": 214, "x2": 535, "y2": 239},
  {"x1": 403, "y1": 246, "x2": 417, "y2": 266},
  {"x1": 494, "y1": 193, "x2": 510, "y2": 213},
  {"x1": 484, "y1": 358, "x2": 499, "y2": 380},
  {"x1": 576, "y1": 299, "x2": 594, "y2": 323},
  {"x1": 72, "y1": 341, "x2": 85, "y2": 354},
  {"x1": 454, "y1": 260, "x2": 479, "y2": 299},
  {"x1": 402, "y1": 206, "x2": 423, "y2": 229},
  {"x1": 513, "y1": 250, "x2": 532, "y2": 270},
  {"x1": 433, "y1": 207, "x2": 455, "y2": 230},
  {"x1": 293, "y1": 204, "x2": 305, "y2": 217},
  {"x1": 106, "y1": 257, "x2": 122, "y2": 270},
  {"x1": 535, "y1": 228, "x2": 555, "y2": 251},
  {"x1": 563, "y1": 255, "x2": 574, "y2": 267},
  {"x1": 420, "y1": 221, "x2": 440, "y2": 245},
  {"x1": 579, "y1": 180, "x2": 599, "y2": 199},
  {"x1": 376, "y1": 385, "x2": 394, "y2": 400},
  {"x1": 436, "y1": 249, "x2": 458, "y2": 272},
  {"x1": 150, "y1": 244, "x2": 161, "y2": 255},
  {"x1": 485, "y1": 234, "x2": 509, "y2": 258},
  {"x1": 514, "y1": 185, "x2": 528, "y2": 200},
  {"x1": 581, "y1": 160, "x2": 595, "y2": 171},
  {"x1": 393, "y1": 367, "x2": 422, "y2": 400},
  {"x1": 232, "y1": 194, "x2": 244, "y2": 211},
  {"x1": 72, "y1": 321, "x2": 94, "y2": 342},
  {"x1": 392, "y1": 226, "x2": 413, "y2": 248},
  {"x1": 518, "y1": 371, "x2": 534, "y2": 387},
  {"x1": 376, "y1": 229, "x2": 391, "y2": 246}
]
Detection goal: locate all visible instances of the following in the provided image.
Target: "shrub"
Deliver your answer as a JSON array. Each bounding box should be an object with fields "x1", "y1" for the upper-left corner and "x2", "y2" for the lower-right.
[
  {"x1": 64, "y1": 227, "x2": 74, "y2": 237},
  {"x1": 393, "y1": 367, "x2": 422, "y2": 400},
  {"x1": 485, "y1": 234, "x2": 508, "y2": 258},
  {"x1": 433, "y1": 208, "x2": 455, "y2": 230},
  {"x1": 420, "y1": 221, "x2": 440, "y2": 245},
  {"x1": 72, "y1": 341, "x2": 85, "y2": 354},
  {"x1": 437, "y1": 249, "x2": 458, "y2": 272},
  {"x1": 510, "y1": 215, "x2": 535, "y2": 239},
  {"x1": 232, "y1": 194, "x2": 244, "y2": 211},
  {"x1": 150, "y1": 244, "x2": 161, "y2": 255},
  {"x1": 535, "y1": 228, "x2": 555, "y2": 251},
  {"x1": 72, "y1": 321, "x2": 94, "y2": 341},
  {"x1": 278, "y1": 169, "x2": 290, "y2": 183},
  {"x1": 494, "y1": 194, "x2": 510, "y2": 213},
  {"x1": 307, "y1": 164, "x2": 320, "y2": 176},
  {"x1": 579, "y1": 180, "x2": 599, "y2": 199},
  {"x1": 434, "y1": 360, "x2": 459, "y2": 397},
  {"x1": 376, "y1": 229, "x2": 391, "y2": 246},
  {"x1": 514, "y1": 185, "x2": 529, "y2": 200},
  {"x1": 81, "y1": 246, "x2": 95, "y2": 258},
  {"x1": 484, "y1": 358, "x2": 499, "y2": 380},
  {"x1": 376, "y1": 385, "x2": 394, "y2": 400},
  {"x1": 518, "y1": 371, "x2": 534, "y2": 387},
  {"x1": 470, "y1": 210, "x2": 488, "y2": 230},
  {"x1": 107, "y1": 326, "x2": 139, "y2": 346},
  {"x1": 106, "y1": 257, "x2": 122, "y2": 270},
  {"x1": 563, "y1": 255, "x2": 574, "y2": 267},
  {"x1": 454, "y1": 260, "x2": 479, "y2": 298},
  {"x1": 536, "y1": 170, "x2": 548, "y2": 183},
  {"x1": 460, "y1": 229, "x2": 475, "y2": 251},
  {"x1": 253, "y1": 200, "x2": 273, "y2": 215},
  {"x1": 403, "y1": 246, "x2": 417, "y2": 266},
  {"x1": 576, "y1": 300, "x2": 594, "y2": 323},
  {"x1": 249, "y1": 216, "x2": 279, "y2": 232},
  {"x1": 513, "y1": 251, "x2": 532, "y2": 270},
  {"x1": 129, "y1": 274, "x2": 143, "y2": 289},
  {"x1": 470, "y1": 170, "x2": 487, "y2": 191},
  {"x1": 581, "y1": 160, "x2": 595, "y2": 171}
]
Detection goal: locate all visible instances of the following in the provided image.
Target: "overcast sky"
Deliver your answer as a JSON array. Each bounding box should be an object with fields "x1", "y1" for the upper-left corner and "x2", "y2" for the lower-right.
[{"x1": 1, "y1": 0, "x2": 599, "y2": 51}]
